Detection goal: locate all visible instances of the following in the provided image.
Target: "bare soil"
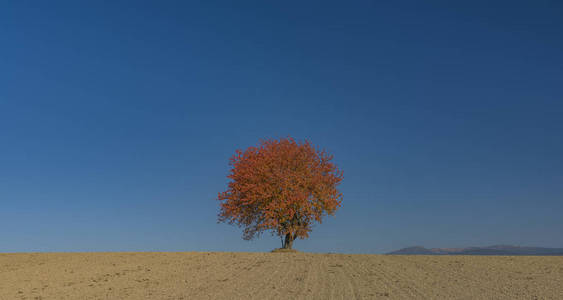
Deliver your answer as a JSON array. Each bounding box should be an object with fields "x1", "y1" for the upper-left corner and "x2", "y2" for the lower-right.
[{"x1": 1, "y1": 252, "x2": 562, "y2": 299}]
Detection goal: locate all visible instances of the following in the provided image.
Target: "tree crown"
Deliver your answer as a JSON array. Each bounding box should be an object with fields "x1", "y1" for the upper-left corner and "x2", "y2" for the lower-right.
[{"x1": 218, "y1": 137, "x2": 343, "y2": 246}]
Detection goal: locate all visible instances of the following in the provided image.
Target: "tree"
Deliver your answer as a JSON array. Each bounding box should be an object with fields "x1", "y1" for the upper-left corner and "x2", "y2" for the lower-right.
[{"x1": 217, "y1": 137, "x2": 343, "y2": 250}]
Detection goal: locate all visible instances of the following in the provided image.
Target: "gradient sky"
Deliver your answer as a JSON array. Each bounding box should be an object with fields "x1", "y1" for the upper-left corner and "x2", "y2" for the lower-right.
[{"x1": 1, "y1": 1, "x2": 562, "y2": 253}]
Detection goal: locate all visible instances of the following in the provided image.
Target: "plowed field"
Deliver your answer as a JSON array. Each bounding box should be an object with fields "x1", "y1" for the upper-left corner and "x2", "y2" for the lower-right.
[{"x1": 1, "y1": 252, "x2": 562, "y2": 299}]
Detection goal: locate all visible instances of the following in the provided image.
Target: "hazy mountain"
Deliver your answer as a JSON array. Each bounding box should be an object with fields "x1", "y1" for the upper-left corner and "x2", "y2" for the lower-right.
[
  {"x1": 387, "y1": 245, "x2": 563, "y2": 256},
  {"x1": 386, "y1": 246, "x2": 436, "y2": 255}
]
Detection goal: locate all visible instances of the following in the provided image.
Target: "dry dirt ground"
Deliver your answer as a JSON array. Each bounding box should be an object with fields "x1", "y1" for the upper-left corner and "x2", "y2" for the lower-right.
[{"x1": 1, "y1": 252, "x2": 562, "y2": 299}]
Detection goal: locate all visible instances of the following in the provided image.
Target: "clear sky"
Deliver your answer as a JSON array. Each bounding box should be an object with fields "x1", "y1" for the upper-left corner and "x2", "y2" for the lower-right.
[{"x1": 1, "y1": 1, "x2": 562, "y2": 254}]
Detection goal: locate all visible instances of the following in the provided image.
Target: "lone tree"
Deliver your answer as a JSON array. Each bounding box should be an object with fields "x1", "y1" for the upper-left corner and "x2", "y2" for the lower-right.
[{"x1": 218, "y1": 137, "x2": 343, "y2": 250}]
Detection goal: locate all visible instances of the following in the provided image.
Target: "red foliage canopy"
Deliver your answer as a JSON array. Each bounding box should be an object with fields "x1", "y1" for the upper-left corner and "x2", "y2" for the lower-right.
[{"x1": 218, "y1": 137, "x2": 343, "y2": 249}]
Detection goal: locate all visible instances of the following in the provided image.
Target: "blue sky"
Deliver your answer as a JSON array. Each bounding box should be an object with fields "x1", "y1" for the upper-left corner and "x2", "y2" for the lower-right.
[{"x1": 1, "y1": 1, "x2": 562, "y2": 253}]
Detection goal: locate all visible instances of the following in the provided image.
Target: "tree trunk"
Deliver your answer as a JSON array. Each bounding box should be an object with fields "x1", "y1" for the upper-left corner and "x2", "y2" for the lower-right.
[{"x1": 282, "y1": 233, "x2": 294, "y2": 249}]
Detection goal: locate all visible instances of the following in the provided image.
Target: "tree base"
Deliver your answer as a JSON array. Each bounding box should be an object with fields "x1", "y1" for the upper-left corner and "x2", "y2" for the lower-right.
[{"x1": 271, "y1": 248, "x2": 300, "y2": 253}]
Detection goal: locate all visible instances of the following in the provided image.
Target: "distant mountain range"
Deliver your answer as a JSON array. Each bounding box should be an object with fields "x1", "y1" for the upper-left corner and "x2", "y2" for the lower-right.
[{"x1": 387, "y1": 245, "x2": 563, "y2": 256}]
